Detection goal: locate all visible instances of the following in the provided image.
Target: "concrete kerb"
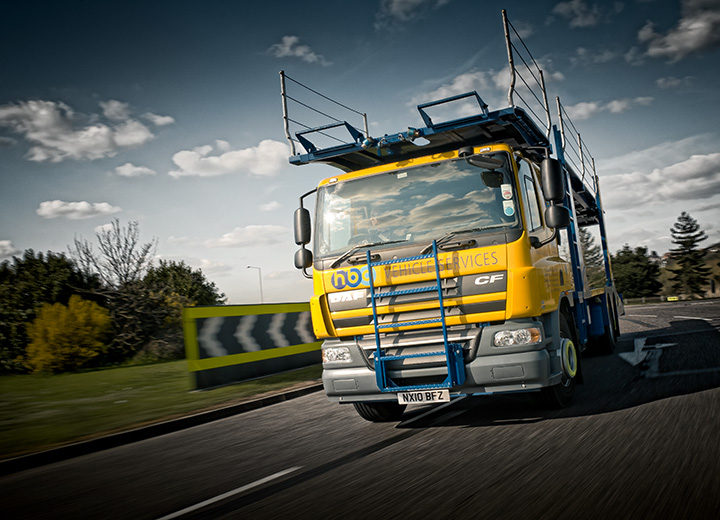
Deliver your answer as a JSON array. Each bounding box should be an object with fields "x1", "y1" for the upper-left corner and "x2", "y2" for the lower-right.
[{"x1": 1, "y1": 382, "x2": 324, "y2": 477}]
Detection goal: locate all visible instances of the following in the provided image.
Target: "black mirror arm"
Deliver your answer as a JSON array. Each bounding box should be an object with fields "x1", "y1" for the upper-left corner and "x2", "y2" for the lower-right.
[{"x1": 530, "y1": 228, "x2": 558, "y2": 249}]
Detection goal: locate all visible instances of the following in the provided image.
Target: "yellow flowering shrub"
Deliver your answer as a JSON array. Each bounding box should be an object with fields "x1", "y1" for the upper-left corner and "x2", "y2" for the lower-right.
[{"x1": 25, "y1": 295, "x2": 111, "y2": 373}]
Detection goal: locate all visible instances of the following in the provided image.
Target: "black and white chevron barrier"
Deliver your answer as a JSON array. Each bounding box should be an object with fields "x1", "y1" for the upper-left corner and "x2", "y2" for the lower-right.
[{"x1": 183, "y1": 303, "x2": 320, "y2": 390}]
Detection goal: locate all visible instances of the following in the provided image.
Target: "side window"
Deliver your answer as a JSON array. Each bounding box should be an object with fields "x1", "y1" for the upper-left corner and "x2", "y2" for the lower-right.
[
  {"x1": 518, "y1": 159, "x2": 543, "y2": 231},
  {"x1": 557, "y1": 227, "x2": 571, "y2": 262}
]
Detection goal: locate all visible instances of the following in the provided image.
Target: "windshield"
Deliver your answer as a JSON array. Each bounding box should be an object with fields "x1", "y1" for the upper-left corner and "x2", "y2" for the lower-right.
[{"x1": 314, "y1": 152, "x2": 519, "y2": 259}]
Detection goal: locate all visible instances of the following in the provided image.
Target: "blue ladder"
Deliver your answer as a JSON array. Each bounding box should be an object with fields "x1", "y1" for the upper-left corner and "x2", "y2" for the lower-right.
[{"x1": 365, "y1": 241, "x2": 466, "y2": 392}]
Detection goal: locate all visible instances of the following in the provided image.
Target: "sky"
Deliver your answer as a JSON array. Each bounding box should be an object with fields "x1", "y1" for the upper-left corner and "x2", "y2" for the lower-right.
[{"x1": 1, "y1": 0, "x2": 719, "y2": 304}]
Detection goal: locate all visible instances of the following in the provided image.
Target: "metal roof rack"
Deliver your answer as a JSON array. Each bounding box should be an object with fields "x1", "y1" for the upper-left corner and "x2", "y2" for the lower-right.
[
  {"x1": 554, "y1": 97, "x2": 601, "y2": 227},
  {"x1": 278, "y1": 9, "x2": 602, "y2": 228}
]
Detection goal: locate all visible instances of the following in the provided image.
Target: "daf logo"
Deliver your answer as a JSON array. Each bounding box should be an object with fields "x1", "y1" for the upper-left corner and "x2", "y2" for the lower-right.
[
  {"x1": 474, "y1": 274, "x2": 504, "y2": 285},
  {"x1": 329, "y1": 290, "x2": 366, "y2": 303}
]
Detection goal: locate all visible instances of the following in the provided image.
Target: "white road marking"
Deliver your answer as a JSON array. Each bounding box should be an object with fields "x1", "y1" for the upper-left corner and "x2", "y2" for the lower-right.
[
  {"x1": 618, "y1": 338, "x2": 650, "y2": 366},
  {"x1": 156, "y1": 466, "x2": 302, "y2": 520},
  {"x1": 673, "y1": 316, "x2": 713, "y2": 321},
  {"x1": 625, "y1": 314, "x2": 657, "y2": 318},
  {"x1": 646, "y1": 343, "x2": 678, "y2": 349}
]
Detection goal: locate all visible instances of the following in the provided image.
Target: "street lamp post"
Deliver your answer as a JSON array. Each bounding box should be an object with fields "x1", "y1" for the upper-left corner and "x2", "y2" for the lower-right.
[{"x1": 247, "y1": 265, "x2": 264, "y2": 304}]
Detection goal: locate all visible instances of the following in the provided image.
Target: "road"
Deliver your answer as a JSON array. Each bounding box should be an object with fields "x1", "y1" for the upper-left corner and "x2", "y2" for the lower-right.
[{"x1": 3, "y1": 300, "x2": 719, "y2": 519}]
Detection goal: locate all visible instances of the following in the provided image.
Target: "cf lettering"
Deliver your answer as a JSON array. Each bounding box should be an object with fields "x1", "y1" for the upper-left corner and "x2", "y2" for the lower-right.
[{"x1": 475, "y1": 274, "x2": 504, "y2": 285}]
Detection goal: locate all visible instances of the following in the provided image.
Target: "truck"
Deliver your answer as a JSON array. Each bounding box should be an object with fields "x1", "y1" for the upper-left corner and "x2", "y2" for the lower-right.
[{"x1": 282, "y1": 10, "x2": 623, "y2": 422}]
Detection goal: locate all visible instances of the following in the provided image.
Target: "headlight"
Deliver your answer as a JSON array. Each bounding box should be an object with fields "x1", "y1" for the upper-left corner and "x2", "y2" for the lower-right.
[
  {"x1": 493, "y1": 327, "x2": 542, "y2": 347},
  {"x1": 322, "y1": 346, "x2": 352, "y2": 363}
]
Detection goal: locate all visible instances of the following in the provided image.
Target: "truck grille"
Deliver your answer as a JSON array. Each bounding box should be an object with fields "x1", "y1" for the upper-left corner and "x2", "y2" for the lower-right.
[{"x1": 328, "y1": 275, "x2": 506, "y2": 334}]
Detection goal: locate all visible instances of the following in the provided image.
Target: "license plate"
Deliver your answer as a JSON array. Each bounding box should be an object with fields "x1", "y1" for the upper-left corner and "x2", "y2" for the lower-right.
[{"x1": 397, "y1": 389, "x2": 450, "y2": 404}]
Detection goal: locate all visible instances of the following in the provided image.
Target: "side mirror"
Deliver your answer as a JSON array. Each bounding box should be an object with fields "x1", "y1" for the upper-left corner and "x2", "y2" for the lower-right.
[
  {"x1": 294, "y1": 248, "x2": 313, "y2": 269},
  {"x1": 541, "y1": 158, "x2": 565, "y2": 203},
  {"x1": 545, "y1": 205, "x2": 570, "y2": 229},
  {"x1": 294, "y1": 208, "x2": 311, "y2": 245}
]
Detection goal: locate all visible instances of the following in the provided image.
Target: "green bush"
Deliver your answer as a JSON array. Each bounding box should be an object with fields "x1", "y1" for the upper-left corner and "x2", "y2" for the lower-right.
[{"x1": 24, "y1": 295, "x2": 111, "y2": 373}]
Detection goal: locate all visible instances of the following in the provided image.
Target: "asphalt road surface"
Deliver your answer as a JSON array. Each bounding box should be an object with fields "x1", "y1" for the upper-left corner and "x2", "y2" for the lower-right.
[{"x1": 3, "y1": 300, "x2": 719, "y2": 519}]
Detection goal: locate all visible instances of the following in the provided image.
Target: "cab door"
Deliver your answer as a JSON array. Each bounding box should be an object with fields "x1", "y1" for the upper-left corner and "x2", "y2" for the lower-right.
[{"x1": 516, "y1": 156, "x2": 569, "y2": 308}]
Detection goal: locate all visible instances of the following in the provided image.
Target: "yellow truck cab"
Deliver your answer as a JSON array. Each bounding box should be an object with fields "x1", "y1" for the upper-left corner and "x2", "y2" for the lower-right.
[{"x1": 283, "y1": 11, "x2": 622, "y2": 421}]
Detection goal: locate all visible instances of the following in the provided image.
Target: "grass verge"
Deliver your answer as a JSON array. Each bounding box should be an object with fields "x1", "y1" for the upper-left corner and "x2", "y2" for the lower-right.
[{"x1": 0, "y1": 361, "x2": 322, "y2": 460}]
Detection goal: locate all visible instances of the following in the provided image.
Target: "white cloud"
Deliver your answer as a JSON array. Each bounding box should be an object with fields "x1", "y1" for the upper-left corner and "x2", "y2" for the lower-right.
[
  {"x1": 553, "y1": 0, "x2": 603, "y2": 28},
  {"x1": 115, "y1": 162, "x2": 156, "y2": 177},
  {"x1": 0, "y1": 99, "x2": 156, "y2": 162},
  {"x1": 205, "y1": 225, "x2": 288, "y2": 248},
  {"x1": 638, "y1": 0, "x2": 720, "y2": 62},
  {"x1": 112, "y1": 119, "x2": 154, "y2": 147},
  {"x1": 266, "y1": 270, "x2": 302, "y2": 281},
  {"x1": 0, "y1": 240, "x2": 20, "y2": 259},
  {"x1": 268, "y1": 36, "x2": 331, "y2": 65},
  {"x1": 100, "y1": 100, "x2": 130, "y2": 121},
  {"x1": 167, "y1": 235, "x2": 192, "y2": 245},
  {"x1": 600, "y1": 135, "x2": 720, "y2": 253},
  {"x1": 168, "y1": 139, "x2": 290, "y2": 178},
  {"x1": 420, "y1": 71, "x2": 493, "y2": 102},
  {"x1": 143, "y1": 112, "x2": 175, "y2": 126},
  {"x1": 601, "y1": 152, "x2": 720, "y2": 209},
  {"x1": 512, "y1": 20, "x2": 534, "y2": 39},
  {"x1": 94, "y1": 223, "x2": 115, "y2": 233},
  {"x1": 260, "y1": 201, "x2": 282, "y2": 211},
  {"x1": 598, "y1": 133, "x2": 717, "y2": 176},
  {"x1": 570, "y1": 47, "x2": 618, "y2": 66},
  {"x1": 624, "y1": 46, "x2": 646, "y2": 66},
  {"x1": 36, "y1": 200, "x2": 122, "y2": 220},
  {"x1": 656, "y1": 76, "x2": 694, "y2": 89},
  {"x1": 412, "y1": 60, "x2": 564, "y2": 116},
  {"x1": 411, "y1": 71, "x2": 505, "y2": 114},
  {"x1": 564, "y1": 97, "x2": 653, "y2": 120},
  {"x1": 375, "y1": 0, "x2": 451, "y2": 29},
  {"x1": 198, "y1": 258, "x2": 233, "y2": 275}
]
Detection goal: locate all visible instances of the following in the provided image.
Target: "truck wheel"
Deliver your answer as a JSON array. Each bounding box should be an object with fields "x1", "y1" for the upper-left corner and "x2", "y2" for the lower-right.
[
  {"x1": 353, "y1": 401, "x2": 407, "y2": 422},
  {"x1": 591, "y1": 299, "x2": 618, "y2": 355},
  {"x1": 537, "y1": 313, "x2": 578, "y2": 409}
]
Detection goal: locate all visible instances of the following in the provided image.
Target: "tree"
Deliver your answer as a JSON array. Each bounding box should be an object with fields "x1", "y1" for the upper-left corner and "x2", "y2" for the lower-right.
[
  {"x1": 24, "y1": 295, "x2": 111, "y2": 373},
  {"x1": 612, "y1": 245, "x2": 662, "y2": 298},
  {"x1": 579, "y1": 227, "x2": 605, "y2": 290},
  {"x1": 0, "y1": 250, "x2": 101, "y2": 372},
  {"x1": 131, "y1": 261, "x2": 227, "y2": 363},
  {"x1": 69, "y1": 222, "x2": 227, "y2": 364},
  {"x1": 69, "y1": 220, "x2": 162, "y2": 360},
  {"x1": 143, "y1": 260, "x2": 226, "y2": 307},
  {"x1": 71, "y1": 219, "x2": 157, "y2": 288},
  {"x1": 668, "y1": 212, "x2": 711, "y2": 298}
]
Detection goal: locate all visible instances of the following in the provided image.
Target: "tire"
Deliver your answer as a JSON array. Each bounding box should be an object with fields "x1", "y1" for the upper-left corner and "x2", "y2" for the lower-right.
[
  {"x1": 590, "y1": 299, "x2": 618, "y2": 356},
  {"x1": 353, "y1": 401, "x2": 407, "y2": 422},
  {"x1": 537, "y1": 312, "x2": 578, "y2": 409}
]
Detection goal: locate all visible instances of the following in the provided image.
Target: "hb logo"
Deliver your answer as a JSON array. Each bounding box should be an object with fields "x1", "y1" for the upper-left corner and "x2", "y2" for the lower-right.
[{"x1": 331, "y1": 265, "x2": 377, "y2": 289}]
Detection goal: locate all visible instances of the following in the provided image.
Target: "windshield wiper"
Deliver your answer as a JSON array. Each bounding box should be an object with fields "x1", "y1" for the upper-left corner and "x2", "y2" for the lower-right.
[
  {"x1": 330, "y1": 239, "x2": 408, "y2": 269},
  {"x1": 420, "y1": 225, "x2": 507, "y2": 254}
]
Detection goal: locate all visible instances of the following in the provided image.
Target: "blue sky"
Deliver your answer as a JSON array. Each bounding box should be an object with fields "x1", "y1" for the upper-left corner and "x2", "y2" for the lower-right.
[{"x1": 1, "y1": 0, "x2": 719, "y2": 304}]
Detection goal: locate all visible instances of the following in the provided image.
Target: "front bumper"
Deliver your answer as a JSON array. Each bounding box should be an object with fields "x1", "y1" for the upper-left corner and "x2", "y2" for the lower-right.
[{"x1": 322, "y1": 320, "x2": 562, "y2": 403}]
